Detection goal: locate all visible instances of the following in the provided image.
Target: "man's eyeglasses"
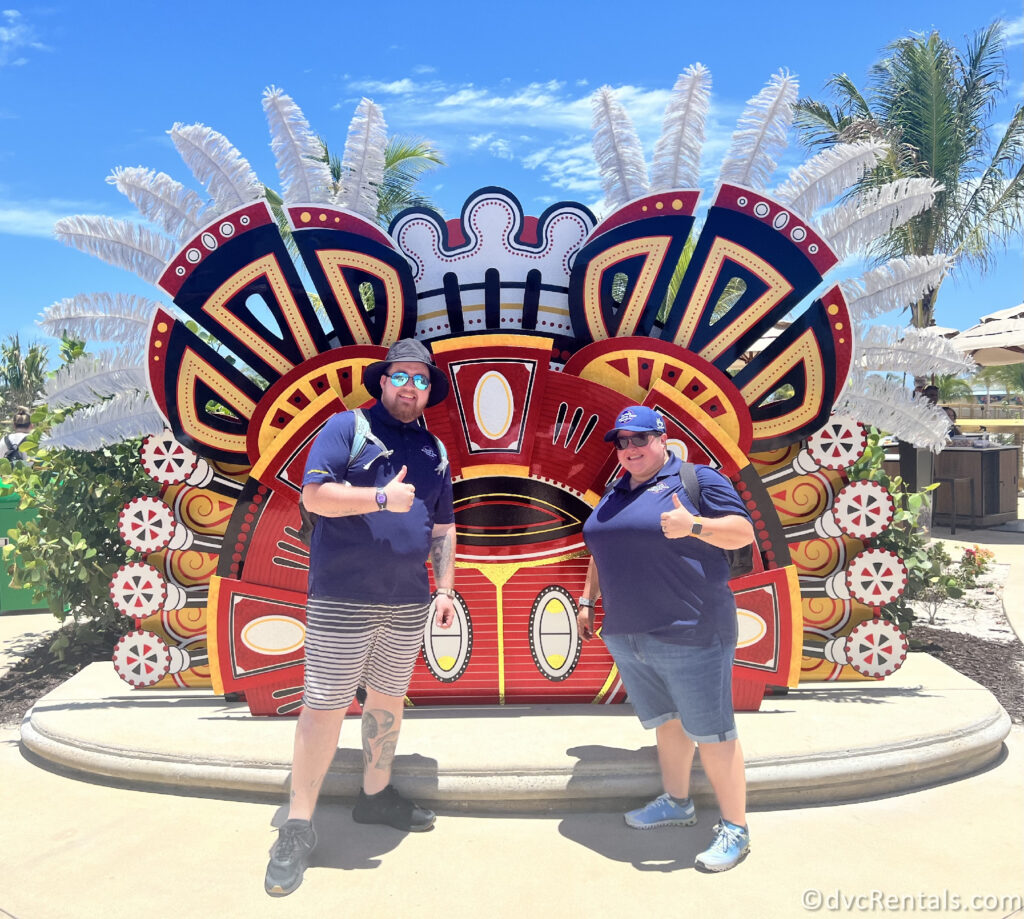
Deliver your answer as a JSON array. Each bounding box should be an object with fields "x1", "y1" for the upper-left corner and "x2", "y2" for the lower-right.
[
  {"x1": 385, "y1": 371, "x2": 431, "y2": 391},
  {"x1": 613, "y1": 432, "x2": 657, "y2": 450}
]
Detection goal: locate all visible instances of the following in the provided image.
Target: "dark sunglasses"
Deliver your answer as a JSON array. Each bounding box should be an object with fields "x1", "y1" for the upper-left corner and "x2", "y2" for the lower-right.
[
  {"x1": 385, "y1": 371, "x2": 431, "y2": 391},
  {"x1": 613, "y1": 432, "x2": 657, "y2": 450}
]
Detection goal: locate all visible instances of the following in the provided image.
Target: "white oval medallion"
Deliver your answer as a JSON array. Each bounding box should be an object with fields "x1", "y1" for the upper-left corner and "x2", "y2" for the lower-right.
[
  {"x1": 240, "y1": 615, "x2": 305, "y2": 655},
  {"x1": 736, "y1": 607, "x2": 768, "y2": 649},
  {"x1": 474, "y1": 371, "x2": 514, "y2": 440}
]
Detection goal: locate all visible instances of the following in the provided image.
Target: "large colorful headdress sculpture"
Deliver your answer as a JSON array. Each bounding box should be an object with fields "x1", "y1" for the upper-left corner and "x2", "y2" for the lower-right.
[{"x1": 40, "y1": 73, "x2": 974, "y2": 715}]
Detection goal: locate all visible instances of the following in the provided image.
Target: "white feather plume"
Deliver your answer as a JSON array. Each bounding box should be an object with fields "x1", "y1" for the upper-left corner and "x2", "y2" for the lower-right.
[
  {"x1": 169, "y1": 122, "x2": 264, "y2": 217},
  {"x1": 54, "y1": 216, "x2": 176, "y2": 284},
  {"x1": 38, "y1": 292, "x2": 161, "y2": 347},
  {"x1": 835, "y1": 372, "x2": 950, "y2": 451},
  {"x1": 43, "y1": 390, "x2": 167, "y2": 450},
  {"x1": 717, "y1": 69, "x2": 798, "y2": 190},
  {"x1": 106, "y1": 166, "x2": 205, "y2": 241},
  {"x1": 262, "y1": 86, "x2": 334, "y2": 205},
  {"x1": 650, "y1": 64, "x2": 711, "y2": 191},
  {"x1": 818, "y1": 178, "x2": 942, "y2": 260},
  {"x1": 773, "y1": 141, "x2": 887, "y2": 216},
  {"x1": 44, "y1": 349, "x2": 149, "y2": 408},
  {"x1": 591, "y1": 86, "x2": 650, "y2": 210},
  {"x1": 840, "y1": 255, "x2": 951, "y2": 320},
  {"x1": 855, "y1": 325, "x2": 976, "y2": 377},
  {"x1": 335, "y1": 98, "x2": 389, "y2": 218}
]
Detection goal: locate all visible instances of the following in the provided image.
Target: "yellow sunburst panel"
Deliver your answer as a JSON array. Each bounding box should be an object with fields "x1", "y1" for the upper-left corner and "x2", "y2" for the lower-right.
[
  {"x1": 431, "y1": 332, "x2": 555, "y2": 356},
  {"x1": 802, "y1": 596, "x2": 852, "y2": 632},
  {"x1": 749, "y1": 442, "x2": 802, "y2": 476},
  {"x1": 647, "y1": 380, "x2": 751, "y2": 472},
  {"x1": 253, "y1": 354, "x2": 380, "y2": 455},
  {"x1": 569, "y1": 345, "x2": 746, "y2": 446},
  {"x1": 249, "y1": 388, "x2": 348, "y2": 483}
]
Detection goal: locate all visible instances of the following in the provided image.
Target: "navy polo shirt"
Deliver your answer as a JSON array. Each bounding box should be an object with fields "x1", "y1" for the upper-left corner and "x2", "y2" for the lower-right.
[
  {"x1": 582, "y1": 452, "x2": 751, "y2": 645},
  {"x1": 302, "y1": 401, "x2": 454, "y2": 603}
]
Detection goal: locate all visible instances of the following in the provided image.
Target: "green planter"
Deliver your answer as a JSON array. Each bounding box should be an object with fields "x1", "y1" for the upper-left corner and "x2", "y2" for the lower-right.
[{"x1": 0, "y1": 492, "x2": 49, "y2": 613}]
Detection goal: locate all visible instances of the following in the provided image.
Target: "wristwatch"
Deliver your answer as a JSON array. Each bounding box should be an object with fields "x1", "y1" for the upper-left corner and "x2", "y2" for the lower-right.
[
  {"x1": 578, "y1": 597, "x2": 596, "y2": 608},
  {"x1": 375, "y1": 487, "x2": 388, "y2": 511},
  {"x1": 690, "y1": 518, "x2": 704, "y2": 536},
  {"x1": 436, "y1": 587, "x2": 456, "y2": 598}
]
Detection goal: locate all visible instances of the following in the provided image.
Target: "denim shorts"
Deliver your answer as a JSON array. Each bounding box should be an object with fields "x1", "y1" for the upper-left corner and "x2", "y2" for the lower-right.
[{"x1": 602, "y1": 631, "x2": 737, "y2": 743}]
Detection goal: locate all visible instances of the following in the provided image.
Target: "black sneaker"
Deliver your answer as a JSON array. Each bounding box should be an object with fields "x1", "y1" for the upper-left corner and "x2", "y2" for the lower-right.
[
  {"x1": 264, "y1": 819, "x2": 317, "y2": 896},
  {"x1": 352, "y1": 784, "x2": 436, "y2": 831}
]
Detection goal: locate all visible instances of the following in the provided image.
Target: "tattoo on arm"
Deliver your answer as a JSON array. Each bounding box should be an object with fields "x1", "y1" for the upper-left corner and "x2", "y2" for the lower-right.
[{"x1": 429, "y1": 527, "x2": 455, "y2": 582}]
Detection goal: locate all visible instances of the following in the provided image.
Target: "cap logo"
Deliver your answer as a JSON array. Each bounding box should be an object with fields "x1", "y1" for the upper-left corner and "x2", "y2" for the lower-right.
[{"x1": 617, "y1": 409, "x2": 638, "y2": 424}]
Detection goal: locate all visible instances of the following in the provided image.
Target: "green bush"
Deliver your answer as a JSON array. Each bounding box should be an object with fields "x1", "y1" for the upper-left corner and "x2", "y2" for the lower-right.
[{"x1": 1, "y1": 413, "x2": 158, "y2": 659}]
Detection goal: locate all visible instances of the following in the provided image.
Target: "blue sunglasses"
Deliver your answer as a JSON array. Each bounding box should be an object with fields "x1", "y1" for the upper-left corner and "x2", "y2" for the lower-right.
[{"x1": 385, "y1": 371, "x2": 431, "y2": 391}]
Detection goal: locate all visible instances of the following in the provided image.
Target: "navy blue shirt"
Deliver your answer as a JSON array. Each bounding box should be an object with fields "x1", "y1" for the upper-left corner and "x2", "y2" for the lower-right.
[
  {"x1": 582, "y1": 452, "x2": 751, "y2": 646},
  {"x1": 302, "y1": 401, "x2": 454, "y2": 603}
]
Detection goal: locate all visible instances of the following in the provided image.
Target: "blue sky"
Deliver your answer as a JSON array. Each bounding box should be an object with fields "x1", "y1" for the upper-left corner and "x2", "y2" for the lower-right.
[{"x1": 1, "y1": 0, "x2": 1021, "y2": 362}]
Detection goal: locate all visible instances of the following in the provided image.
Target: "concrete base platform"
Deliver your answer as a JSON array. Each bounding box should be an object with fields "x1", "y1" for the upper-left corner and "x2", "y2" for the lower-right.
[{"x1": 22, "y1": 653, "x2": 1010, "y2": 812}]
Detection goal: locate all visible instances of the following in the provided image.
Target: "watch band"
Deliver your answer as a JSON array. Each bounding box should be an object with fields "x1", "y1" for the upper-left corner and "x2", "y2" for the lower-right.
[
  {"x1": 375, "y1": 487, "x2": 388, "y2": 511},
  {"x1": 436, "y1": 587, "x2": 456, "y2": 598},
  {"x1": 690, "y1": 519, "x2": 703, "y2": 536},
  {"x1": 578, "y1": 597, "x2": 596, "y2": 608}
]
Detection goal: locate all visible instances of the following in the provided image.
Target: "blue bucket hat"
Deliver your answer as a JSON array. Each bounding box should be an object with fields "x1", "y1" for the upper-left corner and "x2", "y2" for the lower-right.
[
  {"x1": 603, "y1": 405, "x2": 666, "y2": 441},
  {"x1": 363, "y1": 338, "x2": 450, "y2": 407}
]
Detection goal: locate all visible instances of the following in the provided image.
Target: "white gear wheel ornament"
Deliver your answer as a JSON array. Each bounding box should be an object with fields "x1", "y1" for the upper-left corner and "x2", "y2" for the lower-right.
[
  {"x1": 806, "y1": 416, "x2": 867, "y2": 471},
  {"x1": 109, "y1": 562, "x2": 168, "y2": 621},
  {"x1": 112, "y1": 629, "x2": 172, "y2": 687},
  {"x1": 846, "y1": 548, "x2": 908, "y2": 607},
  {"x1": 839, "y1": 619, "x2": 908, "y2": 678},
  {"x1": 833, "y1": 480, "x2": 895, "y2": 540},
  {"x1": 140, "y1": 431, "x2": 199, "y2": 485}
]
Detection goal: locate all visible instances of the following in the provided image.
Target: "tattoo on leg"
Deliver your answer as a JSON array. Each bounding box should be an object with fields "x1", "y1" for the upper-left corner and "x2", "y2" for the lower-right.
[
  {"x1": 362, "y1": 709, "x2": 401, "y2": 774},
  {"x1": 362, "y1": 708, "x2": 396, "y2": 741},
  {"x1": 375, "y1": 732, "x2": 399, "y2": 771}
]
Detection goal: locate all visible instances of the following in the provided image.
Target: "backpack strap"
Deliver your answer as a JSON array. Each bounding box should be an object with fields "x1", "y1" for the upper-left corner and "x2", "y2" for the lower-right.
[
  {"x1": 677, "y1": 461, "x2": 702, "y2": 513},
  {"x1": 349, "y1": 408, "x2": 393, "y2": 471}
]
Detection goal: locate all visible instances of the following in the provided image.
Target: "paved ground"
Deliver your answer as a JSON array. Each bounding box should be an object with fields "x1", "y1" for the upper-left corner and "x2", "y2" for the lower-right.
[
  {"x1": 2, "y1": 719, "x2": 1021, "y2": 919},
  {"x1": 0, "y1": 503, "x2": 1021, "y2": 918}
]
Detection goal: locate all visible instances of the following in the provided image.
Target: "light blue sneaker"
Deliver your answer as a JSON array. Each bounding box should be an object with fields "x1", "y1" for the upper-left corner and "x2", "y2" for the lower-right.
[
  {"x1": 695, "y1": 819, "x2": 750, "y2": 872},
  {"x1": 624, "y1": 792, "x2": 697, "y2": 829}
]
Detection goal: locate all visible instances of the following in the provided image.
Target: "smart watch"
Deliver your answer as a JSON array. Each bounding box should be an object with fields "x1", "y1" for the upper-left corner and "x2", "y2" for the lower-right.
[
  {"x1": 375, "y1": 487, "x2": 388, "y2": 511},
  {"x1": 690, "y1": 519, "x2": 704, "y2": 536},
  {"x1": 578, "y1": 597, "x2": 596, "y2": 608}
]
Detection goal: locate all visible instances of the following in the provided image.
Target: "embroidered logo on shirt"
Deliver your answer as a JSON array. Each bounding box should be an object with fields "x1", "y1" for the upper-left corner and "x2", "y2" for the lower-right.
[
  {"x1": 422, "y1": 446, "x2": 438, "y2": 459},
  {"x1": 649, "y1": 482, "x2": 671, "y2": 493}
]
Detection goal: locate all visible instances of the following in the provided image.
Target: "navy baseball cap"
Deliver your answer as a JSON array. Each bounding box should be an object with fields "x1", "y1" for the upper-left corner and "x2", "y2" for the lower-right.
[{"x1": 603, "y1": 406, "x2": 666, "y2": 441}]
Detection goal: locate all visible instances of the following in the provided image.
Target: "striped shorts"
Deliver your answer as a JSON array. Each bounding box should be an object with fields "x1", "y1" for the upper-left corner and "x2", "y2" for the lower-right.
[{"x1": 302, "y1": 596, "x2": 431, "y2": 710}]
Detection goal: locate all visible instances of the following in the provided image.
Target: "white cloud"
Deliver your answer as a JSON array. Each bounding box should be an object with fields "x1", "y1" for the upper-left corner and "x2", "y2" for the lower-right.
[
  {"x1": 1004, "y1": 15, "x2": 1023, "y2": 48},
  {"x1": 0, "y1": 9, "x2": 48, "y2": 67},
  {"x1": 0, "y1": 199, "x2": 122, "y2": 239}
]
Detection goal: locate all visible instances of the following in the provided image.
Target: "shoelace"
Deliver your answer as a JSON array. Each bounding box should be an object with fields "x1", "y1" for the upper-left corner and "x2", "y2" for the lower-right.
[
  {"x1": 274, "y1": 826, "x2": 309, "y2": 860},
  {"x1": 710, "y1": 823, "x2": 744, "y2": 853}
]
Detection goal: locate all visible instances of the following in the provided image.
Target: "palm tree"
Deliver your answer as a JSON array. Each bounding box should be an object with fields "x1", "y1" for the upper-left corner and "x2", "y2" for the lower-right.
[
  {"x1": 932, "y1": 373, "x2": 974, "y2": 403},
  {"x1": 0, "y1": 335, "x2": 48, "y2": 421},
  {"x1": 794, "y1": 22, "x2": 1024, "y2": 330}
]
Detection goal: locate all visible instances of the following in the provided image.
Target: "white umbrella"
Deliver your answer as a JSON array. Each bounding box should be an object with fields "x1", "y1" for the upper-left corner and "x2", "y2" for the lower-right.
[{"x1": 950, "y1": 303, "x2": 1024, "y2": 366}]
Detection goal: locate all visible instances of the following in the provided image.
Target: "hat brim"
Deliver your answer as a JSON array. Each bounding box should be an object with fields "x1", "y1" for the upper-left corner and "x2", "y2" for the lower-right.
[{"x1": 364, "y1": 360, "x2": 450, "y2": 408}]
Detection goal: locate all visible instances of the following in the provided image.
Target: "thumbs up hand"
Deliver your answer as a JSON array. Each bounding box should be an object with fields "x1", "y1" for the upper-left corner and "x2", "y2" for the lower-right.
[
  {"x1": 383, "y1": 465, "x2": 416, "y2": 513},
  {"x1": 660, "y1": 491, "x2": 696, "y2": 539}
]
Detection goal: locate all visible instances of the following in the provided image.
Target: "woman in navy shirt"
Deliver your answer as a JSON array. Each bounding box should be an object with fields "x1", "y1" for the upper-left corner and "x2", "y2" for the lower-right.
[{"x1": 579, "y1": 406, "x2": 755, "y2": 872}]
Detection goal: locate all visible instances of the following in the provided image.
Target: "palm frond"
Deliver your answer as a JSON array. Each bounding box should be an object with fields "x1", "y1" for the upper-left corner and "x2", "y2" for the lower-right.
[
  {"x1": 650, "y1": 63, "x2": 711, "y2": 191},
  {"x1": 835, "y1": 372, "x2": 949, "y2": 450},
  {"x1": 773, "y1": 141, "x2": 886, "y2": 216},
  {"x1": 106, "y1": 167, "x2": 205, "y2": 241},
  {"x1": 855, "y1": 325, "x2": 976, "y2": 377},
  {"x1": 717, "y1": 69, "x2": 799, "y2": 190},
  {"x1": 38, "y1": 293, "x2": 162, "y2": 346},
  {"x1": 54, "y1": 216, "x2": 176, "y2": 284},
  {"x1": 591, "y1": 86, "x2": 650, "y2": 210},
  {"x1": 43, "y1": 390, "x2": 167, "y2": 450},
  {"x1": 44, "y1": 349, "x2": 149, "y2": 408},
  {"x1": 169, "y1": 122, "x2": 264, "y2": 216},
  {"x1": 262, "y1": 86, "x2": 334, "y2": 205},
  {"x1": 818, "y1": 177, "x2": 942, "y2": 259},
  {"x1": 335, "y1": 98, "x2": 389, "y2": 218},
  {"x1": 839, "y1": 254, "x2": 950, "y2": 320}
]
